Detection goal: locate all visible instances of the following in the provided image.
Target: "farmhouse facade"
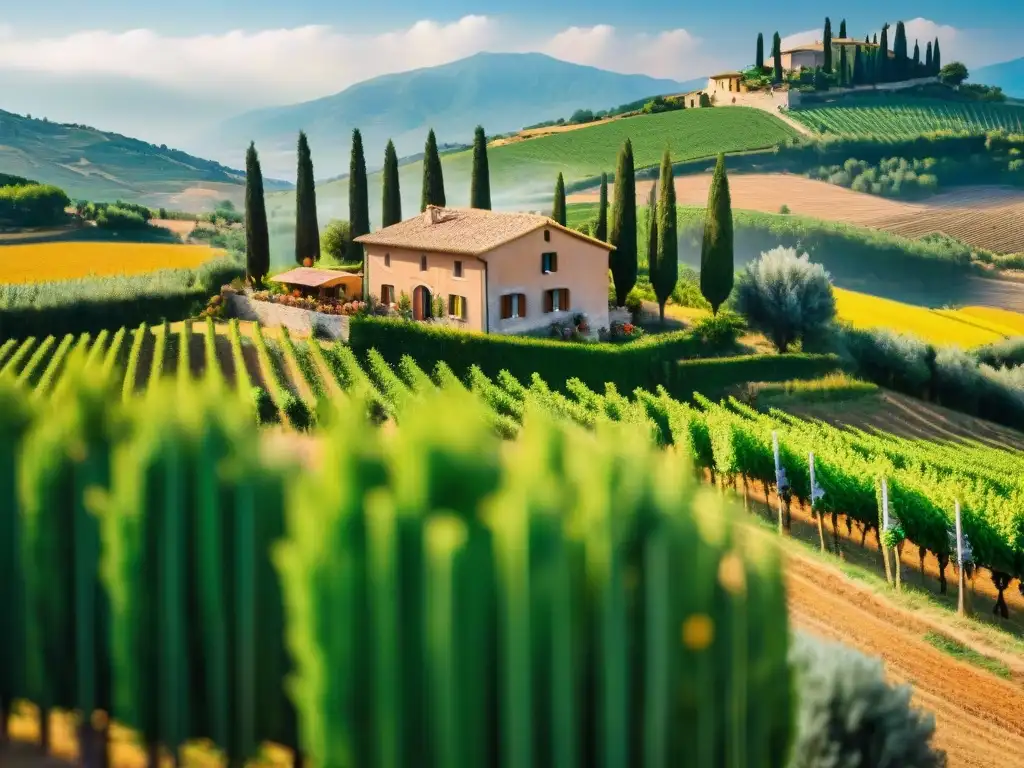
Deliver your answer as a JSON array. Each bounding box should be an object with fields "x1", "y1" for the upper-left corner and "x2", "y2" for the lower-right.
[{"x1": 355, "y1": 206, "x2": 614, "y2": 336}]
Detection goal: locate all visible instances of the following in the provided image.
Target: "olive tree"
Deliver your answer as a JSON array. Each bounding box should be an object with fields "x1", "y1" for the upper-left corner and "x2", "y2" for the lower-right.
[
  {"x1": 789, "y1": 633, "x2": 947, "y2": 768},
  {"x1": 735, "y1": 247, "x2": 836, "y2": 352}
]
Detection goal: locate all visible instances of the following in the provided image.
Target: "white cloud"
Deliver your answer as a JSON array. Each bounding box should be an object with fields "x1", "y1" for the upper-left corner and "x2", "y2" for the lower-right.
[
  {"x1": 541, "y1": 26, "x2": 719, "y2": 80},
  {"x1": 0, "y1": 17, "x2": 722, "y2": 109}
]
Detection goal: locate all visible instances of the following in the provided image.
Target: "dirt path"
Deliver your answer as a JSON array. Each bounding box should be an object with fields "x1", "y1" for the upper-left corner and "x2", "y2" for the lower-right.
[
  {"x1": 568, "y1": 174, "x2": 1024, "y2": 254},
  {"x1": 785, "y1": 551, "x2": 1024, "y2": 767}
]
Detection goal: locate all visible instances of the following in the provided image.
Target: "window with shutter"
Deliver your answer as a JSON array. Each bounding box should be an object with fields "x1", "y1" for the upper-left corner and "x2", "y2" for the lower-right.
[
  {"x1": 544, "y1": 290, "x2": 553, "y2": 313},
  {"x1": 454, "y1": 260, "x2": 463, "y2": 278},
  {"x1": 501, "y1": 294, "x2": 512, "y2": 319},
  {"x1": 420, "y1": 254, "x2": 427, "y2": 271},
  {"x1": 381, "y1": 284, "x2": 395, "y2": 305},
  {"x1": 541, "y1": 252, "x2": 558, "y2": 273},
  {"x1": 449, "y1": 295, "x2": 467, "y2": 319},
  {"x1": 562, "y1": 288, "x2": 570, "y2": 311}
]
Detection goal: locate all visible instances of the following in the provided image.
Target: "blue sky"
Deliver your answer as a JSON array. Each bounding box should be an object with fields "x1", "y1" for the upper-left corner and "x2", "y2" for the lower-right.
[
  {"x1": 0, "y1": 4, "x2": 1018, "y2": 154},
  {"x1": 4, "y1": 0, "x2": 1019, "y2": 40}
]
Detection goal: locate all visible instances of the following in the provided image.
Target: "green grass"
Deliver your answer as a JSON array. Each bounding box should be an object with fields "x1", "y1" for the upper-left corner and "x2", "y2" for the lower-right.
[
  {"x1": 757, "y1": 373, "x2": 879, "y2": 403},
  {"x1": 266, "y1": 108, "x2": 797, "y2": 263},
  {"x1": 923, "y1": 632, "x2": 1012, "y2": 679},
  {"x1": 790, "y1": 96, "x2": 1024, "y2": 138}
]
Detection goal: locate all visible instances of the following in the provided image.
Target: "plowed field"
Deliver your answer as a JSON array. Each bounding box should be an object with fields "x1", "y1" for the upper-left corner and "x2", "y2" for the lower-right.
[{"x1": 569, "y1": 174, "x2": 1024, "y2": 255}]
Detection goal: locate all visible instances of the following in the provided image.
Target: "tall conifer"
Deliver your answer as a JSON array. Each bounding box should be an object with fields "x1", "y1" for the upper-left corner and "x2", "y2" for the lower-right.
[
  {"x1": 839, "y1": 45, "x2": 849, "y2": 86},
  {"x1": 349, "y1": 128, "x2": 370, "y2": 266},
  {"x1": 551, "y1": 173, "x2": 566, "y2": 226},
  {"x1": 893, "y1": 22, "x2": 908, "y2": 80},
  {"x1": 470, "y1": 125, "x2": 491, "y2": 209},
  {"x1": 925, "y1": 41, "x2": 933, "y2": 74},
  {"x1": 609, "y1": 140, "x2": 637, "y2": 306},
  {"x1": 839, "y1": 19, "x2": 847, "y2": 38},
  {"x1": 652, "y1": 150, "x2": 677, "y2": 322},
  {"x1": 756, "y1": 33, "x2": 764, "y2": 69},
  {"x1": 294, "y1": 131, "x2": 320, "y2": 264},
  {"x1": 700, "y1": 154, "x2": 734, "y2": 315},
  {"x1": 913, "y1": 40, "x2": 921, "y2": 73},
  {"x1": 244, "y1": 142, "x2": 270, "y2": 287},
  {"x1": 381, "y1": 139, "x2": 402, "y2": 228},
  {"x1": 933, "y1": 38, "x2": 941, "y2": 74},
  {"x1": 772, "y1": 32, "x2": 783, "y2": 82},
  {"x1": 596, "y1": 172, "x2": 609, "y2": 242},
  {"x1": 646, "y1": 181, "x2": 658, "y2": 275},
  {"x1": 852, "y1": 45, "x2": 863, "y2": 85},
  {"x1": 877, "y1": 25, "x2": 889, "y2": 83},
  {"x1": 420, "y1": 129, "x2": 446, "y2": 211},
  {"x1": 823, "y1": 18, "x2": 833, "y2": 72}
]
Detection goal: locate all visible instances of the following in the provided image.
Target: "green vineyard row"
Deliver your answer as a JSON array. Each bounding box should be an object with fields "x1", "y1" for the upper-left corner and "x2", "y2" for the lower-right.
[
  {"x1": 790, "y1": 98, "x2": 1024, "y2": 138},
  {"x1": 0, "y1": 365, "x2": 791, "y2": 767},
  {"x1": 1, "y1": 319, "x2": 1022, "y2": 585}
]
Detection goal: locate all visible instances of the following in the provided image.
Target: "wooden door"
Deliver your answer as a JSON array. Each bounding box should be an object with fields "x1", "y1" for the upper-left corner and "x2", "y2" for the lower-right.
[{"x1": 413, "y1": 286, "x2": 431, "y2": 320}]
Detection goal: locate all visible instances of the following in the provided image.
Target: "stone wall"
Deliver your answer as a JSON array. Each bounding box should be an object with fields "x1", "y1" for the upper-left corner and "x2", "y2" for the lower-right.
[{"x1": 226, "y1": 293, "x2": 350, "y2": 341}]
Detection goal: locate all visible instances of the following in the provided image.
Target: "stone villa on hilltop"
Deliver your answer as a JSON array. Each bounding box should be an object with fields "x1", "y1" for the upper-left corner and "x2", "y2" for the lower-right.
[
  {"x1": 769, "y1": 37, "x2": 891, "y2": 72},
  {"x1": 355, "y1": 206, "x2": 614, "y2": 336}
]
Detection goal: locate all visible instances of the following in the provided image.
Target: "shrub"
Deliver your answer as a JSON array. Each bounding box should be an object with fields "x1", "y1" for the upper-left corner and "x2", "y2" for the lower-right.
[
  {"x1": 624, "y1": 286, "x2": 645, "y2": 318},
  {"x1": 789, "y1": 633, "x2": 947, "y2": 768},
  {"x1": 690, "y1": 311, "x2": 744, "y2": 351},
  {"x1": 973, "y1": 337, "x2": 1024, "y2": 369},
  {"x1": 95, "y1": 205, "x2": 149, "y2": 230},
  {"x1": 735, "y1": 247, "x2": 837, "y2": 352},
  {"x1": 320, "y1": 219, "x2": 354, "y2": 262}
]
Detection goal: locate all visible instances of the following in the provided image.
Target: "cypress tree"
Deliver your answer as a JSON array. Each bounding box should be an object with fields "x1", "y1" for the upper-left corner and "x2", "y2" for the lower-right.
[
  {"x1": 349, "y1": 128, "x2": 370, "y2": 266},
  {"x1": 925, "y1": 41, "x2": 933, "y2": 74},
  {"x1": 864, "y1": 34, "x2": 870, "y2": 45},
  {"x1": 551, "y1": 173, "x2": 566, "y2": 226},
  {"x1": 933, "y1": 38, "x2": 941, "y2": 74},
  {"x1": 645, "y1": 181, "x2": 658, "y2": 276},
  {"x1": 596, "y1": 172, "x2": 609, "y2": 242},
  {"x1": 852, "y1": 45, "x2": 863, "y2": 86},
  {"x1": 700, "y1": 154, "x2": 734, "y2": 315},
  {"x1": 652, "y1": 149, "x2": 677, "y2": 323},
  {"x1": 913, "y1": 40, "x2": 921, "y2": 73},
  {"x1": 470, "y1": 125, "x2": 491, "y2": 209},
  {"x1": 873, "y1": 33, "x2": 878, "y2": 45},
  {"x1": 839, "y1": 19, "x2": 847, "y2": 38},
  {"x1": 772, "y1": 32, "x2": 783, "y2": 82},
  {"x1": 609, "y1": 140, "x2": 637, "y2": 306},
  {"x1": 381, "y1": 139, "x2": 402, "y2": 228},
  {"x1": 756, "y1": 33, "x2": 764, "y2": 69},
  {"x1": 839, "y1": 45, "x2": 849, "y2": 86},
  {"x1": 893, "y1": 22, "x2": 908, "y2": 80},
  {"x1": 244, "y1": 142, "x2": 270, "y2": 288},
  {"x1": 294, "y1": 131, "x2": 320, "y2": 265},
  {"x1": 420, "y1": 128, "x2": 446, "y2": 212},
  {"x1": 823, "y1": 18, "x2": 833, "y2": 72},
  {"x1": 877, "y1": 25, "x2": 889, "y2": 83}
]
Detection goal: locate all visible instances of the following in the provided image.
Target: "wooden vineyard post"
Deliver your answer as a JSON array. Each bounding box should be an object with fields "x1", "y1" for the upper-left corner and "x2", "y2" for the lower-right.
[
  {"x1": 809, "y1": 452, "x2": 826, "y2": 553},
  {"x1": 955, "y1": 501, "x2": 968, "y2": 617},
  {"x1": 772, "y1": 432, "x2": 786, "y2": 535},
  {"x1": 880, "y1": 479, "x2": 893, "y2": 587}
]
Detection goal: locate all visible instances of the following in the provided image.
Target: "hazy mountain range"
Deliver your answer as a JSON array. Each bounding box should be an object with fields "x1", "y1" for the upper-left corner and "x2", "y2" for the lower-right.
[
  {"x1": 973, "y1": 56, "x2": 1024, "y2": 99},
  {"x1": 209, "y1": 52, "x2": 702, "y2": 180}
]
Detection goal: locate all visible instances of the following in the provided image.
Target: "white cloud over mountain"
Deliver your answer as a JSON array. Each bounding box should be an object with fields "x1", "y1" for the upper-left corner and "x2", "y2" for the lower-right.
[{"x1": 0, "y1": 16, "x2": 722, "y2": 110}]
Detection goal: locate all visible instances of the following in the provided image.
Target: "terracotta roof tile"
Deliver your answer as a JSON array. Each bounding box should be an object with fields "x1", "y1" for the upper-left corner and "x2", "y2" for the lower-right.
[
  {"x1": 269, "y1": 267, "x2": 362, "y2": 288},
  {"x1": 354, "y1": 206, "x2": 614, "y2": 256}
]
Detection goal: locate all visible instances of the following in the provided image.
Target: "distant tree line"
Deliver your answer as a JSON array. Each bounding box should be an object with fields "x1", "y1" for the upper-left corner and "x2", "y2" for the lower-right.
[
  {"x1": 522, "y1": 92, "x2": 685, "y2": 132},
  {"x1": 0, "y1": 182, "x2": 70, "y2": 228}
]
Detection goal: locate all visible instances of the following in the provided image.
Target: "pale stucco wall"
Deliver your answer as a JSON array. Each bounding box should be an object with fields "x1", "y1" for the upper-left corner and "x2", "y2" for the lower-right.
[
  {"x1": 227, "y1": 293, "x2": 350, "y2": 340},
  {"x1": 364, "y1": 245, "x2": 486, "y2": 331},
  {"x1": 482, "y1": 225, "x2": 610, "y2": 336}
]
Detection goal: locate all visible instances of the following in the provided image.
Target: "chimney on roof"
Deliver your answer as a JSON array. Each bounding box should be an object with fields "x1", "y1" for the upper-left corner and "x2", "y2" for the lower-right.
[{"x1": 424, "y1": 205, "x2": 444, "y2": 225}]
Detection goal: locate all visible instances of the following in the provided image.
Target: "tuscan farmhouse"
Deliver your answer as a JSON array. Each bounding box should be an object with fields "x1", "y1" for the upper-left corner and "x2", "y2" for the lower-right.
[
  {"x1": 355, "y1": 206, "x2": 614, "y2": 336},
  {"x1": 769, "y1": 38, "x2": 888, "y2": 73}
]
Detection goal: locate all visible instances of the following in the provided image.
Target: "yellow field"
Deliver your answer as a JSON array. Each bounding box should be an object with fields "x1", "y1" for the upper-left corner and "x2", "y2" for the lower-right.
[
  {"x1": 0, "y1": 242, "x2": 223, "y2": 284},
  {"x1": 834, "y1": 288, "x2": 1024, "y2": 347}
]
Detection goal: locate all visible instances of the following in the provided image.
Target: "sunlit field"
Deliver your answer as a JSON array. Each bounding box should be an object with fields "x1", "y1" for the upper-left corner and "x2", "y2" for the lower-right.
[{"x1": 0, "y1": 242, "x2": 223, "y2": 284}]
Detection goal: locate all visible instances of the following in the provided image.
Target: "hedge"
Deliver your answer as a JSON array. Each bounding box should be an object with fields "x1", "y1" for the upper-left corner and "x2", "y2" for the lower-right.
[
  {"x1": 349, "y1": 317, "x2": 703, "y2": 394},
  {"x1": 664, "y1": 353, "x2": 845, "y2": 400},
  {"x1": 0, "y1": 258, "x2": 243, "y2": 340},
  {"x1": 348, "y1": 317, "x2": 844, "y2": 398}
]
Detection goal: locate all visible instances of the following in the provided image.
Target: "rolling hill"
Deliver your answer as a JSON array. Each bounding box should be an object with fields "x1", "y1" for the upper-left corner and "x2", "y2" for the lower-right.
[
  {"x1": 214, "y1": 52, "x2": 702, "y2": 180},
  {"x1": 0, "y1": 109, "x2": 292, "y2": 212},
  {"x1": 974, "y1": 56, "x2": 1024, "y2": 99},
  {"x1": 263, "y1": 106, "x2": 796, "y2": 263}
]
